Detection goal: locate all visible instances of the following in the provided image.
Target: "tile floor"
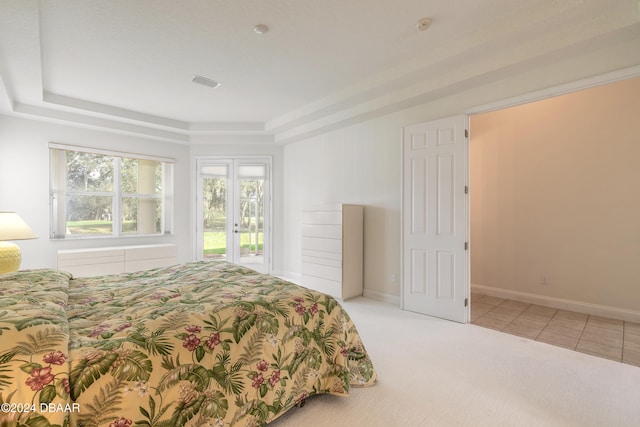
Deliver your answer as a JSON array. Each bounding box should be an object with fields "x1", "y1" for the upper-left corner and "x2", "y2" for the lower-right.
[{"x1": 471, "y1": 292, "x2": 640, "y2": 367}]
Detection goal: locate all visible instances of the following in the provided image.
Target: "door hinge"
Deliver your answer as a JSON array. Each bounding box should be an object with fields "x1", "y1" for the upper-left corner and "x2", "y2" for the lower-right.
[
  {"x1": 464, "y1": 298, "x2": 468, "y2": 307},
  {"x1": 465, "y1": 129, "x2": 469, "y2": 138},
  {"x1": 464, "y1": 185, "x2": 469, "y2": 194},
  {"x1": 464, "y1": 242, "x2": 468, "y2": 250}
]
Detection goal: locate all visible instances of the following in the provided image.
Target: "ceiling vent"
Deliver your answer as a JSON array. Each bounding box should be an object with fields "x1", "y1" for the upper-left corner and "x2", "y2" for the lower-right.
[{"x1": 192, "y1": 75, "x2": 221, "y2": 89}]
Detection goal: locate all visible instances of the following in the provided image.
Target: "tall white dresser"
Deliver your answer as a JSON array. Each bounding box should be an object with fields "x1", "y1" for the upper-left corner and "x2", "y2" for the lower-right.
[{"x1": 301, "y1": 204, "x2": 363, "y2": 300}]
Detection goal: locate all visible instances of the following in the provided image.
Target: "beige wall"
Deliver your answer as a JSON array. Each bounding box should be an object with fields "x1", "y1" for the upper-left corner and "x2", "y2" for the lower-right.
[{"x1": 470, "y1": 77, "x2": 640, "y2": 312}]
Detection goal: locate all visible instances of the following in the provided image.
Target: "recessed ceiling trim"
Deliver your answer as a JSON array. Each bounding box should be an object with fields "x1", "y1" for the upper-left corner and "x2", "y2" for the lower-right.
[
  {"x1": 189, "y1": 121, "x2": 266, "y2": 133},
  {"x1": 272, "y1": 26, "x2": 640, "y2": 145},
  {"x1": 43, "y1": 92, "x2": 189, "y2": 130},
  {"x1": 13, "y1": 102, "x2": 190, "y2": 144},
  {"x1": 466, "y1": 63, "x2": 640, "y2": 115},
  {"x1": 190, "y1": 134, "x2": 275, "y2": 145}
]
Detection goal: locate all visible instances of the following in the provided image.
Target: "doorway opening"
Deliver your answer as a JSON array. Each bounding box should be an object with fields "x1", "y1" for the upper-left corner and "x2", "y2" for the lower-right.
[
  {"x1": 468, "y1": 76, "x2": 640, "y2": 366},
  {"x1": 401, "y1": 73, "x2": 640, "y2": 331},
  {"x1": 196, "y1": 157, "x2": 272, "y2": 274}
]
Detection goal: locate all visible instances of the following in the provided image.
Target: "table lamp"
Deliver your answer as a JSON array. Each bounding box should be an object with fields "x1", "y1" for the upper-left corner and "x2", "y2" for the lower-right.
[{"x1": 0, "y1": 212, "x2": 37, "y2": 274}]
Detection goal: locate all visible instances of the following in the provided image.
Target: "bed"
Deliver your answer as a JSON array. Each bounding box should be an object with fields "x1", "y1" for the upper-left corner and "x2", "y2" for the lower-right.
[{"x1": 0, "y1": 260, "x2": 376, "y2": 427}]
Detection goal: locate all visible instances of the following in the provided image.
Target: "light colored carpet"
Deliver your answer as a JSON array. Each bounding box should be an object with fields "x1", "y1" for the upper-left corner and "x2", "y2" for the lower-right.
[{"x1": 270, "y1": 297, "x2": 640, "y2": 426}]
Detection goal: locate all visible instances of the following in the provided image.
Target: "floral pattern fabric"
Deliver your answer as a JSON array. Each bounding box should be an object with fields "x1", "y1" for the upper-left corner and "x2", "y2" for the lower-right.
[
  {"x1": 0, "y1": 269, "x2": 72, "y2": 427},
  {"x1": 0, "y1": 261, "x2": 376, "y2": 427}
]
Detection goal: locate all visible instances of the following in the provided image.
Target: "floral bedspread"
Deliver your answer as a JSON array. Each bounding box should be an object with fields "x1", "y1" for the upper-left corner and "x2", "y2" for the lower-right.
[
  {"x1": 0, "y1": 261, "x2": 376, "y2": 427},
  {"x1": 0, "y1": 269, "x2": 72, "y2": 427}
]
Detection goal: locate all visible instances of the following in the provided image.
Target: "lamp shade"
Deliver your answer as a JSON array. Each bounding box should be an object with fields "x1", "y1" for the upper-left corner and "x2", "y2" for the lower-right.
[
  {"x1": 0, "y1": 212, "x2": 36, "y2": 274},
  {"x1": 0, "y1": 212, "x2": 37, "y2": 241}
]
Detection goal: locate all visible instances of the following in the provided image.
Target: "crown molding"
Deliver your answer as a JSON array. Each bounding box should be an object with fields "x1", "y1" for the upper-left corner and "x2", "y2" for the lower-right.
[
  {"x1": 3, "y1": 16, "x2": 639, "y2": 147},
  {"x1": 13, "y1": 102, "x2": 190, "y2": 143},
  {"x1": 466, "y1": 64, "x2": 640, "y2": 115},
  {"x1": 188, "y1": 122, "x2": 266, "y2": 134},
  {"x1": 270, "y1": 22, "x2": 640, "y2": 145},
  {"x1": 43, "y1": 92, "x2": 190, "y2": 130}
]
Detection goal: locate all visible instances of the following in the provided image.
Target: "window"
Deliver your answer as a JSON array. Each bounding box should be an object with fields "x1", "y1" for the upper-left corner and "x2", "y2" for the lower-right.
[{"x1": 50, "y1": 144, "x2": 174, "y2": 239}]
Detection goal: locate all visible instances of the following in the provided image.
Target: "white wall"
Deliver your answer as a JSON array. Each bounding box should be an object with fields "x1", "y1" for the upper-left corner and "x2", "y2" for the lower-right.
[
  {"x1": 283, "y1": 118, "x2": 402, "y2": 300},
  {"x1": 0, "y1": 115, "x2": 191, "y2": 269},
  {"x1": 2, "y1": 24, "x2": 639, "y2": 295},
  {"x1": 0, "y1": 117, "x2": 285, "y2": 274},
  {"x1": 282, "y1": 36, "x2": 640, "y2": 302},
  {"x1": 0, "y1": 115, "x2": 285, "y2": 274},
  {"x1": 282, "y1": 100, "x2": 472, "y2": 301}
]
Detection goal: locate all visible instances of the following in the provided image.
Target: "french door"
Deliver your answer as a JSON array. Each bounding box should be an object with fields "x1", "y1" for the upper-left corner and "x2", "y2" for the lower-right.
[
  {"x1": 402, "y1": 115, "x2": 469, "y2": 323},
  {"x1": 196, "y1": 158, "x2": 271, "y2": 273}
]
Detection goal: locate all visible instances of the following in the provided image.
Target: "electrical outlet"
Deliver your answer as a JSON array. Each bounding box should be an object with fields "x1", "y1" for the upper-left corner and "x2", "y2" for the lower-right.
[
  {"x1": 541, "y1": 275, "x2": 550, "y2": 285},
  {"x1": 391, "y1": 274, "x2": 397, "y2": 283}
]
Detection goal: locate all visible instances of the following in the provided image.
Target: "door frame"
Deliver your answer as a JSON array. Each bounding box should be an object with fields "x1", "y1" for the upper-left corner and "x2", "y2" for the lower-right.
[
  {"x1": 399, "y1": 66, "x2": 640, "y2": 323},
  {"x1": 194, "y1": 156, "x2": 273, "y2": 273},
  {"x1": 400, "y1": 115, "x2": 470, "y2": 323}
]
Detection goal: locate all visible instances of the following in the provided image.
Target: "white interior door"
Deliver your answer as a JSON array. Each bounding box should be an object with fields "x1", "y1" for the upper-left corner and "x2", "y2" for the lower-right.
[
  {"x1": 196, "y1": 158, "x2": 271, "y2": 273},
  {"x1": 402, "y1": 115, "x2": 469, "y2": 323}
]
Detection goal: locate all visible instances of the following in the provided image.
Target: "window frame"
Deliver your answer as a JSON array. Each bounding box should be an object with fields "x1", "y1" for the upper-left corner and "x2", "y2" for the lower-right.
[{"x1": 49, "y1": 143, "x2": 174, "y2": 240}]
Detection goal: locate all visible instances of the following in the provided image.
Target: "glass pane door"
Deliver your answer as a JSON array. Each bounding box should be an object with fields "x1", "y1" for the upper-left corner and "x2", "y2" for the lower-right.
[
  {"x1": 197, "y1": 158, "x2": 270, "y2": 273},
  {"x1": 203, "y1": 176, "x2": 228, "y2": 259},
  {"x1": 235, "y1": 164, "x2": 266, "y2": 266},
  {"x1": 200, "y1": 162, "x2": 230, "y2": 261}
]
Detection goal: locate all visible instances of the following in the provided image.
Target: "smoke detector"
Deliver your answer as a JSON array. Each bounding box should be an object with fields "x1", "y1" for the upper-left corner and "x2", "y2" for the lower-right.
[
  {"x1": 416, "y1": 17, "x2": 433, "y2": 32},
  {"x1": 253, "y1": 24, "x2": 269, "y2": 35}
]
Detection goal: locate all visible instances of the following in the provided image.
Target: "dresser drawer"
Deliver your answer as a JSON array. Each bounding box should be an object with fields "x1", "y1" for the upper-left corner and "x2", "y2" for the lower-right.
[
  {"x1": 125, "y1": 244, "x2": 177, "y2": 261},
  {"x1": 302, "y1": 224, "x2": 342, "y2": 239},
  {"x1": 57, "y1": 244, "x2": 177, "y2": 277},
  {"x1": 301, "y1": 255, "x2": 342, "y2": 269},
  {"x1": 301, "y1": 236, "x2": 342, "y2": 254},
  {"x1": 57, "y1": 248, "x2": 124, "y2": 267},
  {"x1": 301, "y1": 261, "x2": 342, "y2": 282},
  {"x1": 302, "y1": 210, "x2": 342, "y2": 225},
  {"x1": 302, "y1": 248, "x2": 342, "y2": 261}
]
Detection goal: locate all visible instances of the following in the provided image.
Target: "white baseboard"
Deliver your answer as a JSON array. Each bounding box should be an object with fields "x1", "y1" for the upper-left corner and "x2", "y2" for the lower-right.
[
  {"x1": 363, "y1": 289, "x2": 400, "y2": 306},
  {"x1": 472, "y1": 283, "x2": 640, "y2": 323},
  {"x1": 277, "y1": 272, "x2": 400, "y2": 306}
]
